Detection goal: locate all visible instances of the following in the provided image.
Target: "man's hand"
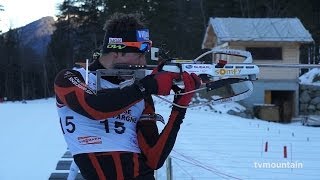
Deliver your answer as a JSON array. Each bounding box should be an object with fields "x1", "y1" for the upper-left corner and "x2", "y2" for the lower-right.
[
  {"x1": 173, "y1": 72, "x2": 201, "y2": 106},
  {"x1": 151, "y1": 59, "x2": 166, "y2": 74}
]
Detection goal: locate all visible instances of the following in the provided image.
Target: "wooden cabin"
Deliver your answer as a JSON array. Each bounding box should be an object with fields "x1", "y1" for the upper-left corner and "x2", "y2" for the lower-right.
[{"x1": 202, "y1": 17, "x2": 314, "y2": 122}]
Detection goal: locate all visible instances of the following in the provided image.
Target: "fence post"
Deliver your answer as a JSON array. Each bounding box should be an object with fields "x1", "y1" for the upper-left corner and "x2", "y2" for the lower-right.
[
  {"x1": 154, "y1": 170, "x2": 157, "y2": 180},
  {"x1": 265, "y1": 141, "x2": 268, "y2": 152},
  {"x1": 166, "y1": 156, "x2": 172, "y2": 180},
  {"x1": 283, "y1": 146, "x2": 287, "y2": 158}
]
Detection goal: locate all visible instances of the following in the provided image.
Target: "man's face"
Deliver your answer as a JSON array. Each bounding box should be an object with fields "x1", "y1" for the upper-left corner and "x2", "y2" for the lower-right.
[{"x1": 114, "y1": 52, "x2": 146, "y2": 66}]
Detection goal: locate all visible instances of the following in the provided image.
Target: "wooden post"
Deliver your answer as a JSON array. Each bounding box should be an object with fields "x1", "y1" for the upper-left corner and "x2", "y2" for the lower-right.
[{"x1": 166, "y1": 156, "x2": 172, "y2": 180}]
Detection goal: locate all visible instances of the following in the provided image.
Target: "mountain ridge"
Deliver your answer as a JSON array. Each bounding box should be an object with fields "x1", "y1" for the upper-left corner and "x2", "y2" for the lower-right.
[{"x1": 18, "y1": 16, "x2": 56, "y2": 57}]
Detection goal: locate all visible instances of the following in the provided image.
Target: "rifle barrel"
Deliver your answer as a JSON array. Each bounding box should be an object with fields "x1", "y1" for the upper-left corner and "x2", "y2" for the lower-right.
[
  {"x1": 146, "y1": 64, "x2": 320, "y2": 69},
  {"x1": 256, "y1": 64, "x2": 320, "y2": 68}
]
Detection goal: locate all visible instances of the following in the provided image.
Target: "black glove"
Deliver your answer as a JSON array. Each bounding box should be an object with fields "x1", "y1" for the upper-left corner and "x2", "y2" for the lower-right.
[{"x1": 139, "y1": 72, "x2": 180, "y2": 96}]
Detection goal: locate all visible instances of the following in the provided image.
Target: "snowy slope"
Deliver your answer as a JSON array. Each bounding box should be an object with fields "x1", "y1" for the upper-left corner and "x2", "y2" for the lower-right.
[
  {"x1": 0, "y1": 98, "x2": 319, "y2": 180},
  {"x1": 155, "y1": 98, "x2": 320, "y2": 180}
]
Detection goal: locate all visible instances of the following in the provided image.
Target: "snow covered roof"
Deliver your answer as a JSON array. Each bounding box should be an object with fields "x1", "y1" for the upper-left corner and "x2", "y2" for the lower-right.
[{"x1": 203, "y1": 17, "x2": 314, "y2": 47}]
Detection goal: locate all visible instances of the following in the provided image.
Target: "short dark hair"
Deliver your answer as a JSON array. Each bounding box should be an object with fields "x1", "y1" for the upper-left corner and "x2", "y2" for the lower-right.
[
  {"x1": 102, "y1": 13, "x2": 147, "y2": 54},
  {"x1": 103, "y1": 13, "x2": 145, "y2": 34}
]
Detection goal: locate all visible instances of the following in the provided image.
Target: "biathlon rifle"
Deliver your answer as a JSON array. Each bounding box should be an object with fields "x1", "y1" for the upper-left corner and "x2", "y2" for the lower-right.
[{"x1": 87, "y1": 47, "x2": 260, "y2": 108}]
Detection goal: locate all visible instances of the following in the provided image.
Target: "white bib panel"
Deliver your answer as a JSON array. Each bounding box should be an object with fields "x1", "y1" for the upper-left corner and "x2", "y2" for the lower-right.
[{"x1": 57, "y1": 67, "x2": 144, "y2": 155}]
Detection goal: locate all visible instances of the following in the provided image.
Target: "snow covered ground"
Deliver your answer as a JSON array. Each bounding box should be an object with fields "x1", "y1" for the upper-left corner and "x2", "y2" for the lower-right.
[
  {"x1": 1, "y1": 96, "x2": 319, "y2": 180},
  {"x1": 0, "y1": 98, "x2": 66, "y2": 180}
]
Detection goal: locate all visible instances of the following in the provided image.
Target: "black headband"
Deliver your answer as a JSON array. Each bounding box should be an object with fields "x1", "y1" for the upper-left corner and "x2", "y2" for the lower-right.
[{"x1": 102, "y1": 29, "x2": 150, "y2": 54}]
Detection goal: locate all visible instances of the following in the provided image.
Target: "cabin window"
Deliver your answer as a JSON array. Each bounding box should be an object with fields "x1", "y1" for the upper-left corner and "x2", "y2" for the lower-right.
[{"x1": 246, "y1": 47, "x2": 282, "y2": 60}]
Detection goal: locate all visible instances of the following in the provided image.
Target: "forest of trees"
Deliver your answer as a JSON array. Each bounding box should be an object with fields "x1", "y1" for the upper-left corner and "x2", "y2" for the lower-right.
[{"x1": 0, "y1": 0, "x2": 319, "y2": 101}]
